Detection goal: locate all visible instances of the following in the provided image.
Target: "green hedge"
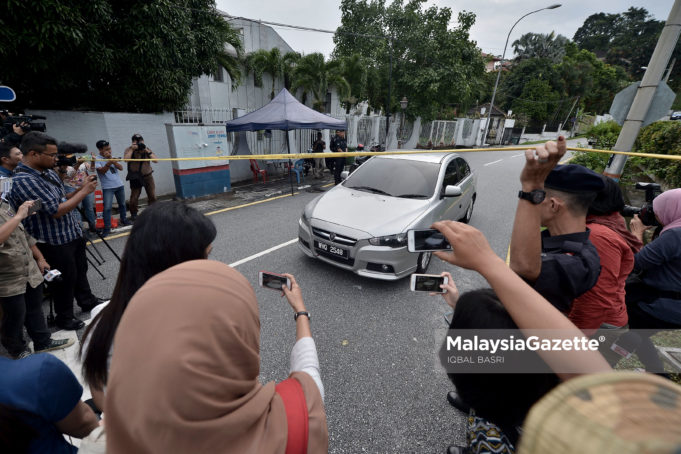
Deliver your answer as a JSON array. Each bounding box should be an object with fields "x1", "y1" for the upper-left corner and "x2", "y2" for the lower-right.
[
  {"x1": 633, "y1": 121, "x2": 681, "y2": 188},
  {"x1": 571, "y1": 120, "x2": 681, "y2": 187}
]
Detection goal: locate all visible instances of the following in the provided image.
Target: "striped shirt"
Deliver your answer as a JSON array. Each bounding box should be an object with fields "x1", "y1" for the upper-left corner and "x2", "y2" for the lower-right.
[{"x1": 8, "y1": 163, "x2": 83, "y2": 245}]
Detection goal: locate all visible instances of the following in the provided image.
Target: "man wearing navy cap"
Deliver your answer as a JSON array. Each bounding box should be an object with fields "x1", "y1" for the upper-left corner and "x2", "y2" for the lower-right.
[{"x1": 509, "y1": 136, "x2": 603, "y2": 313}]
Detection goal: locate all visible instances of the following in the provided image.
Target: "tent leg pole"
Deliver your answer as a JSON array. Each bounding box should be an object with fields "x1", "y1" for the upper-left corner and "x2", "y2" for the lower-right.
[{"x1": 286, "y1": 132, "x2": 294, "y2": 196}]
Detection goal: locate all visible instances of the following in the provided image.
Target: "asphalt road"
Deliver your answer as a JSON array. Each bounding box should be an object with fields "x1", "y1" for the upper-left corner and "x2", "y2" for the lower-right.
[{"x1": 73, "y1": 141, "x2": 579, "y2": 453}]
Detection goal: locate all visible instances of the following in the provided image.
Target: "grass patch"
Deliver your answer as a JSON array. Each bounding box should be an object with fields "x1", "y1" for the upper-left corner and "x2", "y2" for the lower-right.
[{"x1": 614, "y1": 330, "x2": 681, "y2": 385}]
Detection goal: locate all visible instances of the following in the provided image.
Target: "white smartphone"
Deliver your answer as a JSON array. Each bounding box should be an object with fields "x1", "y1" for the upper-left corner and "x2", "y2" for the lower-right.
[
  {"x1": 410, "y1": 273, "x2": 448, "y2": 293},
  {"x1": 407, "y1": 229, "x2": 452, "y2": 252},
  {"x1": 258, "y1": 271, "x2": 292, "y2": 291}
]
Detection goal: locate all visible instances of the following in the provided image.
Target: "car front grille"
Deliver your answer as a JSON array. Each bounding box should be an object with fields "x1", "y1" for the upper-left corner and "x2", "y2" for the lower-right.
[{"x1": 311, "y1": 228, "x2": 357, "y2": 246}]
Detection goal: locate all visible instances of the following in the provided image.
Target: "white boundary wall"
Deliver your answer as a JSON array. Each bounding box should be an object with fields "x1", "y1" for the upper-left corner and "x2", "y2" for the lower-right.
[{"x1": 26, "y1": 110, "x2": 176, "y2": 198}]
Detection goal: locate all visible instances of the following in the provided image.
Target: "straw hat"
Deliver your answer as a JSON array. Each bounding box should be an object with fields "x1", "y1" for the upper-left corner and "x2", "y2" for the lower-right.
[{"x1": 518, "y1": 372, "x2": 681, "y2": 454}]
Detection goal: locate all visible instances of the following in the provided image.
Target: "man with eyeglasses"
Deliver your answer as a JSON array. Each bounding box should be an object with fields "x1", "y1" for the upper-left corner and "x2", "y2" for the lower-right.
[
  {"x1": 95, "y1": 140, "x2": 131, "y2": 236},
  {"x1": 8, "y1": 132, "x2": 100, "y2": 330}
]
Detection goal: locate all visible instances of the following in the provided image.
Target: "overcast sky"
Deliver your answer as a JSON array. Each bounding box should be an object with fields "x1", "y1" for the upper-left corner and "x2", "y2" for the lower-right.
[{"x1": 216, "y1": 0, "x2": 671, "y2": 58}]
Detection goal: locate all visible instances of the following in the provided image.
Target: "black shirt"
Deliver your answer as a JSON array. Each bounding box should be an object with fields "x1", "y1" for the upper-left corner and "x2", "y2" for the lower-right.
[
  {"x1": 531, "y1": 229, "x2": 601, "y2": 313},
  {"x1": 330, "y1": 135, "x2": 346, "y2": 153}
]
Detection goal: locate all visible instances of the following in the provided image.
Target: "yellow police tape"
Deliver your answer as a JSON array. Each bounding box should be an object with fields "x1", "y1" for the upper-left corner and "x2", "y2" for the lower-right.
[{"x1": 95, "y1": 146, "x2": 681, "y2": 162}]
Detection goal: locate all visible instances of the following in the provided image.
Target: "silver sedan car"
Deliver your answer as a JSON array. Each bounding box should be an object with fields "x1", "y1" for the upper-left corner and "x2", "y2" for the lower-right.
[{"x1": 297, "y1": 153, "x2": 476, "y2": 280}]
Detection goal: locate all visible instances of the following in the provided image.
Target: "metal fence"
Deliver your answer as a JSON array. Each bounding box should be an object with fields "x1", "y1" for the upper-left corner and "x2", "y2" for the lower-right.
[
  {"x1": 420, "y1": 120, "x2": 458, "y2": 147},
  {"x1": 174, "y1": 108, "x2": 233, "y2": 124}
]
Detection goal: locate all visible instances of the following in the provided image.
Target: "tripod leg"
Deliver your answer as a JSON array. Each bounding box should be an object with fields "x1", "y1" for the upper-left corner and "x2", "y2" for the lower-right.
[
  {"x1": 93, "y1": 231, "x2": 122, "y2": 262},
  {"x1": 87, "y1": 234, "x2": 106, "y2": 263},
  {"x1": 86, "y1": 244, "x2": 103, "y2": 266},
  {"x1": 87, "y1": 256, "x2": 106, "y2": 280}
]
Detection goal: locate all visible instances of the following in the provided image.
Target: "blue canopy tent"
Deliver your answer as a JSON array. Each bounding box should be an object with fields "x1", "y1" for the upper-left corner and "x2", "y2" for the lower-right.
[{"x1": 225, "y1": 88, "x2": 346, "y2": 194}]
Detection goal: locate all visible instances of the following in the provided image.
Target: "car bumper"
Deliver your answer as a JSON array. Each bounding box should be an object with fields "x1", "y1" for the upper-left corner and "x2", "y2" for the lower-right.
[{"x1": 298, "y1": 218, "x2": 417, "y2": 281}]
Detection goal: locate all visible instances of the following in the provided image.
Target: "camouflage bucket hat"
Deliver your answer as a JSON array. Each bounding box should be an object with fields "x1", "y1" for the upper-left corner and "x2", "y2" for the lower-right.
[{"x1": 518, "y1": 372, "x2": 681, "y2": 454}]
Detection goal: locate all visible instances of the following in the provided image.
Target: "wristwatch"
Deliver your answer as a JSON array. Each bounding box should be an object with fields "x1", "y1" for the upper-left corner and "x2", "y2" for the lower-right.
[
  {"x1": 518, "y1": 189, "x2": 546, "y2": 205},
  {"x1": 294, "y1": 311, "x2": 310, "y2": 321}
]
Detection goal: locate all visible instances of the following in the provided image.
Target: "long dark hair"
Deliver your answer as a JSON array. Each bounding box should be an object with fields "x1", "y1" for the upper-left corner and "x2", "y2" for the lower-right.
[
  {"x1": 588, "y1": 176, "x2": 625, "y2": 215},
  {"x1": 81, "y1": 201, "x2": 217, "y2": 388}
]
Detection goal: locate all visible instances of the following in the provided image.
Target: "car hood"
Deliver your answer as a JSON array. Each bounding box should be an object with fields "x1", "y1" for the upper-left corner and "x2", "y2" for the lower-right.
[{"x1": 311, "y1": 185, "x2": 430, "y2": 237}]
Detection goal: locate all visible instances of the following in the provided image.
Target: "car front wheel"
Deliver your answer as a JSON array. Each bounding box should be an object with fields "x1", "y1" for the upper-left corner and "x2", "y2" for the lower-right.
[
  {"x1": 460, "y1": 195, "x2": 475, "y2": 224},
  {"x1": 416, "y1": 251, "x2": 432, "y2": 273}
]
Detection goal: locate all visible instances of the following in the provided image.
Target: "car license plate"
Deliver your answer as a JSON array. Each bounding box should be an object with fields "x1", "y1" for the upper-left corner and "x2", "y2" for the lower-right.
[{"x1": 315, "y1": 240, "x2": 348, "y2": 259}]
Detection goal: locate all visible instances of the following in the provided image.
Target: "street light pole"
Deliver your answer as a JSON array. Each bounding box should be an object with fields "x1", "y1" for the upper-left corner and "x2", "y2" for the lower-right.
[{"x1": 481, "y1": 3, "x2": 561, "y2": 146}]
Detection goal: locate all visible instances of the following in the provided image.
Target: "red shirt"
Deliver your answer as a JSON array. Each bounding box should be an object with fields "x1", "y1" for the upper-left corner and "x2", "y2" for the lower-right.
[{"x1": 568, "y1": 222, "x2": 633, "y2": 330}]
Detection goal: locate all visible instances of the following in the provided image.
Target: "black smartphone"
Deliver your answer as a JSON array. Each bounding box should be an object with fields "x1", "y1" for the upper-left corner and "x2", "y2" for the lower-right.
[
  {"x1": 259, "y1": 271, "x2": 292, "y2": 291},
  {"x1": 28, "y1": 199, "x2": 42, "y2": 215},
  {"x1": 407, "y1": 229, "x2": 452, "y2": 252}
]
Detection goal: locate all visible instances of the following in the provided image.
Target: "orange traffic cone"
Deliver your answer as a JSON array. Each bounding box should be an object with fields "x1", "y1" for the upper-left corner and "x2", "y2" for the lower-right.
[{"x1": 94, "y1": 190, "x2": 118, "y2": 229}]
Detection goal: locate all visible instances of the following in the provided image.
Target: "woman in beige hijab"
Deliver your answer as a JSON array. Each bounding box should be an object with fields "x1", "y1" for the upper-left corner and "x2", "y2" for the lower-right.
[{"x1": 105, "y1": 260, "x2": 327, "y2": 453}]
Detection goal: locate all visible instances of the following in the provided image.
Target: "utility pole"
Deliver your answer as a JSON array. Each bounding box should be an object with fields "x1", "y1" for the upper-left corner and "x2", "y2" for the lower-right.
[
  {"x1": 603, "y1": 0, "x2": 681, "y2": 180},
  {"x1": 385, "y1": 37, "x2": 393, "y2": 150}
]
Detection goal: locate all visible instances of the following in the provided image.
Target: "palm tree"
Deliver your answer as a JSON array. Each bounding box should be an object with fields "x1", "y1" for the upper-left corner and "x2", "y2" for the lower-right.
[
  {"x1": 215, "y1": 19, "x2": 244, "y2": 89},
  {"x1": 244, "y1": 48, "x2": 283, "y2": 99},
  {"x1": 512, "y1": 31, "x2": 569, "y2": 63},
  {"x1": 338, "y1": 53, "x2": 367, "y2": 113},
  {"x1": 282, "y1": 51, "x2": 301, "y2": 90},
  {"x1": 291, "y1": 53, "x2": 350, "y2": 112}
]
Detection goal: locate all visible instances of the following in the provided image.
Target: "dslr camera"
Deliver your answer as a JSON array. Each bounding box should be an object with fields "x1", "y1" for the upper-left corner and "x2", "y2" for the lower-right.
[{"x1": 621, "y1": 182, "x2": 662, "y2": 226}]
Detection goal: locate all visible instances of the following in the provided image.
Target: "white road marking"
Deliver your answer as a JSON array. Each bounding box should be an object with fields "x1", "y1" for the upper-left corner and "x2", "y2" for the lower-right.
[
  {"x1": 229, "y1": 238, "x2": 298, "y2": 267},
  {"x1": 512, "y1": 153, "x2": 525, "y2": 157},
  {"x1": 484, "y1": 159, "x2": 503, "y2": 166}
]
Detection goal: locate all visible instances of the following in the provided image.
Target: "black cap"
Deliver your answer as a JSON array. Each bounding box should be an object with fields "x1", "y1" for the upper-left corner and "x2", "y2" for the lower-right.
[
  {"x1": 131, "y1": 134, "x2": 143, "y2": 142},
  {"x1": 96, "y1": 140, "x2": 109, "y2": 149},
  {"x1": 544, "y1": 164, "x2": 605, "y2": 193}
]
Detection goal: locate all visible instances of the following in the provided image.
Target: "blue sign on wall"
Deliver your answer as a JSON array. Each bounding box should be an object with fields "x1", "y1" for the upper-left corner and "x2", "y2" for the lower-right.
[{"x1": 0, "y1": 86, "x2": 16, "y2": 102}]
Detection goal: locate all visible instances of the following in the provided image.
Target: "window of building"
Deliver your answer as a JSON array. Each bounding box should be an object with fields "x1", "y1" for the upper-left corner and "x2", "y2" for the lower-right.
[{"x1": 213, "y1": 67, "x2": 224, "y2": 83}]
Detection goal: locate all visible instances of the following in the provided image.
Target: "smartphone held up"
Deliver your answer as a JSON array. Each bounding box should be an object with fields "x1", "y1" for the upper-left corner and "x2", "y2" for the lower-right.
[
  {"x1": 407, "y1": 229, "x2": 452, "y2": 253},
  {"x1": 259, "y1": 271, "x2": 292, "y2": 291}
]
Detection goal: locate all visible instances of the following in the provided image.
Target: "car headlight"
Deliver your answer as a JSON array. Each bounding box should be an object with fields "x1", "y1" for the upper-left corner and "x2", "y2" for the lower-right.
[
  {"x1": 300, "y1": 211, "x2": 310, "y2": 225},
  {"x1": 369, "y1": 233, "x2": 407, "y2": 247}
]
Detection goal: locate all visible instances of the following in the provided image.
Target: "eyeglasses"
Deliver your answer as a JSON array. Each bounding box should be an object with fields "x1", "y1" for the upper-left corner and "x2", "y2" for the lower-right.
[{"x1": 41, "y1": 152, "x2": 58, "y2": 158}]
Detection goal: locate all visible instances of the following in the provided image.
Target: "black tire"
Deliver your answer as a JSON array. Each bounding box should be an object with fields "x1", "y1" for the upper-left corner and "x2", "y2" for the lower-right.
[
  {"x1": 416, "y1": 251, "x2": 432, "y2": 273},
  {"x1": 460, "y1": 195, "x2": 476, "y2": 224}
]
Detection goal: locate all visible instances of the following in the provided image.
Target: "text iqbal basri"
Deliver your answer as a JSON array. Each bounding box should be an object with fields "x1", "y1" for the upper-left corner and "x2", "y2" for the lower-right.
[{"x1": 446, "y1": 335, "x2": 600, "y2": 355}]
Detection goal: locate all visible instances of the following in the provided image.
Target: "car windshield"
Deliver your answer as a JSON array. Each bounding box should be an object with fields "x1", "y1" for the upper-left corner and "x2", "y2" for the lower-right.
[{"x1": 344, "y1": 158, "x2": 440, "y2": 198}]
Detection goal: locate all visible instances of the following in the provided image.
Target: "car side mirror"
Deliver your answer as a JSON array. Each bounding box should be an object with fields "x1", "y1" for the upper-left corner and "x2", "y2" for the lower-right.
[
  {"x1": 443, "y1": 185, "x2": 462, "y2": 197},
  {"x1": 341, "y1": 171, "x2": 349, "y2": 180}
]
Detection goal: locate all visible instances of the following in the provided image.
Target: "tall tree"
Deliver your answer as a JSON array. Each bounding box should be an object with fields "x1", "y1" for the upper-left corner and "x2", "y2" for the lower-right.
[
  {"x1": 0, "y1": 0, "x2": 243, "y2": 112},
  {"x1": 573, "y1": 7, "x2": 681, "y2": 84},
  {"x1": 333, "y1": 0, "x2": 485, "y2": 120},
  {"x1": 291, "y1": 53, "x2": 350, "y2": 112},
  {"x1": 511, "y1": 79, "x2": 560, "y2": 128},
  {"x1": 512, "y1": 32, "x2": 569, "y2": 63}
]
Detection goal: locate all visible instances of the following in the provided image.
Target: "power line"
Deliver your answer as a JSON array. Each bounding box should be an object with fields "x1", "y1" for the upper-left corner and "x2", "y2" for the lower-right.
[{"x1": 222, "y1": 13, "x2": 389, "y2": 41}]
